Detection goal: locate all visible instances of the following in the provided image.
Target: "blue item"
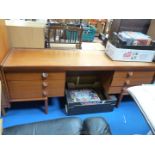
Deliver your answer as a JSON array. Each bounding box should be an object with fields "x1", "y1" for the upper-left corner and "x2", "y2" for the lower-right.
[
  {"x1": 66, "y1": 30, "x2": 79, "y2": 42},
  {"x1": 82, "y1": 25, "x2": 96, "y2": 42},
  {"x1": 66, "y1": 25, "x2": 96, "y2": 42}
]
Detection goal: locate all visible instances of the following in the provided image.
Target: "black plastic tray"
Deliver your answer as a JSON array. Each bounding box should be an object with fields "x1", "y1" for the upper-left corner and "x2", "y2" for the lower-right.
[{"x1": 65, "y1": 89, "x2": 117, "y2": 115}]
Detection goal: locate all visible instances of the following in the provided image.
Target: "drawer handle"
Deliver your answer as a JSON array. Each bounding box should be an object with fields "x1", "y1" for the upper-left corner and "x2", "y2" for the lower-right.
[
  {"x1": 42, "y1": 90, "x2": 48, "y2": 97},
  {"x1": 127, "y1": 72, "x2": 133, "y2": 77},
  {"x1": 42, "y1": 81, "x2": 48, "y2": 88},
  {"x1": 42, "y1": 72, "x2": 48, "y2": 78},
  {"x1": 125, "y1": 80, "x2": 130, "y2": 85}
]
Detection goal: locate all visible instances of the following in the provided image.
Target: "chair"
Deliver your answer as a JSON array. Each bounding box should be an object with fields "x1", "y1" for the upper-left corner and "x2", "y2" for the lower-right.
[
  {"x1": 45, "y1": 24, "x2": 83, "y2": 49},
  {"x1": 109, "y1": 19, "x2": 151, "y2": 38}
]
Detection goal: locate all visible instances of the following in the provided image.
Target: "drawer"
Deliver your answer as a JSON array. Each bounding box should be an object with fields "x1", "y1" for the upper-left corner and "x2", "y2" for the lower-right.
[
  {"x1": 111, "y1": 77, "x2": 153, "y2": 87},
  {"x1": 128, "y1": 71, "x2": 155, "y2": 78},
  {"x1": 48, "y1": 88, "x2": 65, "y2": 97},
  {"x1": 5, "y1": 73, "x2": 42, "y2": 81},
  {"x1": 108, "y1": 87, "x2": 122, "y2": 94},
  {"x1": 113, "y1": 72, "x2": 128, "y2": 78},
  {"x1": 47, "y1": 80, "x2": 65, "y2": 97},
  {"x1": 111, "y1": 78, "x2": 126, "y2": 86},
  {"x1": 5, "y1": 72, "x2": 66, "y2": 81},
  {"x1": 128, "y1": 78, "x2": 153, "y2": 86},
  {"x1": 7, "y1": 81, "x2": 43, "y2": 99},
  {"x1": 47, "y1": 72, "x2": 66, "y2": 80},
  {"x1": 113, "y1": 71, "x2": 154, "y2": 79}
]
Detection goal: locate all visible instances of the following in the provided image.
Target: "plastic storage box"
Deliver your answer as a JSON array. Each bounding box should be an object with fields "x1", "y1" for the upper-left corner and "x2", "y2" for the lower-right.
[
  {"x1": 105, "y1": 41, "x2": 155, "y2": 62},
  {"x1": 65, "y1": 89, "x2": 117, "y2": 115},
  {"x1": 82, "y1": 25, "x2": 96, "y2": 42}
]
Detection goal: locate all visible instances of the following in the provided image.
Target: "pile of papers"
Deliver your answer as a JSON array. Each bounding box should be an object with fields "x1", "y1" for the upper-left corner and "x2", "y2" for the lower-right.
[
  {"x1": 118, "y1": 31, "x2": 152, "y2": 46},
  {"x1": 69, "y1": 89, "x2": 101, "y2": 104}
]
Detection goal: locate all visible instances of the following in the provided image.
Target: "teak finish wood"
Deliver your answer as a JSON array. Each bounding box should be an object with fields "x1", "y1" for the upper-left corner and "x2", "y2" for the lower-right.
[
  {"x1": 6, "y1": 72, "x2": 66, "y2": 99},
  {"x1": 8, "y1": 81, "x2": 43, "y2": 99},
  {"x1": 113, "y1": 71, "x2": 155, "y2": 78},
  {"x1": 2, "y1": 48, "x2": 155, "y2": 114},
  {"x1": 0, "y1": 19, "x2": 11, "y2": 111},
  {"x1": 0, "y1": 20, "x2": 10, "y2": 64},
  {"x1": 108, "y1": 86, "x2": 122, "y2": 94},
  {"x1": 2, "y1": 48, "x2": 155, "y2": 72}
]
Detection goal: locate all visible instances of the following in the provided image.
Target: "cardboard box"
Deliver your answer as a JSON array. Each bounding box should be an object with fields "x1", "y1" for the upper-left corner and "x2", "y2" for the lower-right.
[
  {"x1": 105, "y1": 41, "x2": 155, "y2": 62},
  {"x1": 6, "y1": 20, "x2": 45, "y2": 48}
]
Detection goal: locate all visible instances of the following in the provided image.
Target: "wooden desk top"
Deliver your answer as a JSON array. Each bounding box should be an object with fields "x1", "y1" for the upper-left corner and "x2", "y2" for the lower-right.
[{"x1": 2, "y1": 48, "x2": 155, "y2": 71}]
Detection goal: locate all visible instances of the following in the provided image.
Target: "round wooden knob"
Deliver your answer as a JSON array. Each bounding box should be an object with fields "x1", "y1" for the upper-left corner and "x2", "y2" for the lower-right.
[
  {"x1": 42, "y1": 90, "x2": 48, "y2": 97},
  {"x1": 42, "y1": 72, "x2": 48, "y2": 78},
  {"x1": 125, "y1": 80, "x2": 130, "y2": 85},
  {"x1": 42, "y1": 81, "x2": 48, "y2": 88},
  {"x1": 128, "y1": 72, "x2": 133, "y2": 77}
]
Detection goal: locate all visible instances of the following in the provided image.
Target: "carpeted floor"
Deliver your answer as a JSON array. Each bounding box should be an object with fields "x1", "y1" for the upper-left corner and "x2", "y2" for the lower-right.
[{"x1": 2, "y1": 96, "x2": 150, "y2": 135}]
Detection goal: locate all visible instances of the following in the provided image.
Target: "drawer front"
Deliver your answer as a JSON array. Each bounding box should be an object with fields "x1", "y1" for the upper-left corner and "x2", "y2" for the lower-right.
[
  {"x1": 48, "y1": 72, "x2": 66, "y2": 80},
  {"x1": 111, "y1": 71, "x2": 154, "y2": 86},
  {"x1": 111, "y1": 77, "x2": 153, "y2": 87},
  {"x1": 111, "y1": 78, "x2": 126, "y2": 86},
  {"x1": 6, "y1": 72, "x2": 66, "y2": 99},
  {"x1": 8, "y1": 81, "x2": 42, "y2": 99},
  {"x1": 47, "y1": 80, "x2": 65, "y2": 97},
  {"x1": 113, "y1": 71, "x2": 154, "y2": 79},
  {"x1": 5, "y1": 72, "x2": 66, "y2": 81},
  {"x1": 108, "y1": 87, "x2": 122, "y2": 94},
  {"x1": 5, "y1": 73, "x2": 42, "y2": 81},
  {"x1": 113, "y1": 72, "x2": 128, "y2": 78},
  {"x1": 128, "y1": 78, "x2": 153, "y2": 86},
  {"x1": 129, "y1": 71, "x2": 155, "y2": 78},
  {"x1": 48, "y1": 88, "x2": 65, "y2": 97}
]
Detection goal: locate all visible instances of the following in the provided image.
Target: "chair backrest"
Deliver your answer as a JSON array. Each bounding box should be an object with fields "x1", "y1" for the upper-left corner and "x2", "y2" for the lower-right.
[
  {"x1": 109, "y1": 19, "x2": 151, "y2": 37},
  {"x1": 46, "y1": 24, "x2": 83, "y2": 49}
]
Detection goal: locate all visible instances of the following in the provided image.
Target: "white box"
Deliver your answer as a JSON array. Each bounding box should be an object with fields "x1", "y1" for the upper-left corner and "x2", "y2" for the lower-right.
[{"x1": 105, "y1": 41, "x2": 155, "y2": 62}]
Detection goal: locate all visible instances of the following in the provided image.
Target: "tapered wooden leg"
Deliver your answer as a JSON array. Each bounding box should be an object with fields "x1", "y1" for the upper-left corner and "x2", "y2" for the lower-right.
[
  {"x1": 116, "y1": 93, "x2": 124, "y2": 107},
  {"x1": 44, "y1": 99, "x2": 48, "y2": 114},
  {"x1": 2, "y1": 108, "x2": 6, "y2": 116}
]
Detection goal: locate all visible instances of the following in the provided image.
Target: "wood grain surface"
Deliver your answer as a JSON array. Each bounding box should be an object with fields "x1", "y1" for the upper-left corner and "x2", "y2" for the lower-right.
[{"x1": 3, "y1": 48, "x2": 155, "y2": 71}]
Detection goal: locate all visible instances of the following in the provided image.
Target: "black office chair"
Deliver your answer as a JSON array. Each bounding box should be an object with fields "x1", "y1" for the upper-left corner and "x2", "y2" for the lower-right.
[{"x1": 3, "y1": 117, "x2": 112, "y2": 135}]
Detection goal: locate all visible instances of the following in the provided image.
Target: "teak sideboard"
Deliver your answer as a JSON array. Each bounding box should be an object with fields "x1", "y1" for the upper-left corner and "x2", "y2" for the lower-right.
[{"x1": 1, "y1": 48, "x2": 155, "y2": 114}]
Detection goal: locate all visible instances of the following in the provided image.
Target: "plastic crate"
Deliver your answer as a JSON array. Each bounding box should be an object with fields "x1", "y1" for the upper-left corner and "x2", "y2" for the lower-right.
[
  {"x1": 66, "y1": 25, "x2": 96, "y2": 42},
  {"x1": 65, "y1": 89, "x2": 117, "y2": 115},
  {"x1": 66, "y1": 30, "x2": 79, "y2": 42},
  {"x1": 82, "y1": 25, "x2": 96, "y2": 42}
]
